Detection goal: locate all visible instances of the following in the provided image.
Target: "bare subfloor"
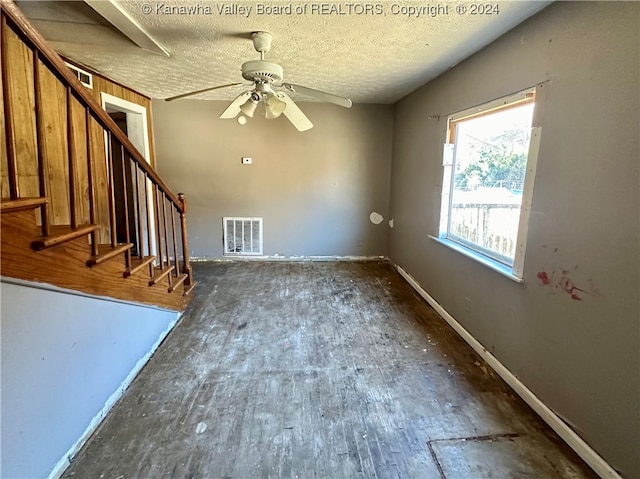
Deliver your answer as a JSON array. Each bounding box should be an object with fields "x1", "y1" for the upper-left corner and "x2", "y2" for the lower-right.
[{"x1": 63, "y1": 261, "x2": 597, "y2": 479}]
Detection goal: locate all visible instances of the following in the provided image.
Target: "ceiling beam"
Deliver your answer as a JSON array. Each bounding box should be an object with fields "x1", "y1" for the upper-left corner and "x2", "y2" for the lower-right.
[{"x1": 84, "y1": 0, "x2": 169, "y2": 57}]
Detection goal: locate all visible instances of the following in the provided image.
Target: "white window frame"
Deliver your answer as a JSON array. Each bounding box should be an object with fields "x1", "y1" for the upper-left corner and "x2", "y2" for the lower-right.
[
  {"x1": 431, "y1": 83, "x2": 546, "y2": 282},
  {"x1": 65, "y1": 62, "x2": 93, "y2": 89}
]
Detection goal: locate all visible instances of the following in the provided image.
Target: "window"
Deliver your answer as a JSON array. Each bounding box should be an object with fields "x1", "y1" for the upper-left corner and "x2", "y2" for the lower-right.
[
  {"x1": 435, "y1": 86, "x2": 543, "y2": 281},
  {"x1": 65, "y1": 62, "x2": 93, "y2": 89}
]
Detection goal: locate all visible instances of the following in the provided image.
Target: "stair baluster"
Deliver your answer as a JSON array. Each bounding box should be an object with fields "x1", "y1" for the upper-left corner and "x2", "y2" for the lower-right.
[
  {"x1": 106, "y1": 133, "x2": 117, "y2": 247},
  {"x1": 143, "y1": 171, "x2": 154, "y2": 276},
  {"x1": 161, "y1": 193, "x2": 171, "y2": 287},
  {"x1": 66, "y1": 85, "x2": 77, "y2": 229},
  {"x1": 123, "y1": 151, "x2": 133, "y2": 268},
  {"x1": 153, "y1": 184, "x2": 163, "y2": 270},
  {"x1": 1, "y1": 12, "x2": 19, "y2": 200},
  {"x1": 33, "y1": 50, "x2": 50, "y2": 236},
  {"x1": 85, "y1": 108, "x2": 98, "y2": 257}
]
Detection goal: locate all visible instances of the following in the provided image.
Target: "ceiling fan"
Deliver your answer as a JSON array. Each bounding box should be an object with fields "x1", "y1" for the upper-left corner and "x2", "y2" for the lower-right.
[{"x1": 165, "y1": 32, "x2": 352, "y2": 131}]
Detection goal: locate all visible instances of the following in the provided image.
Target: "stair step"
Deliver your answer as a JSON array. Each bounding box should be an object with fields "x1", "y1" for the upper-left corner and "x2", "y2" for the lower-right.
[
  {"x1": 149, "y1": 265, "x2": 175, "y2": 286},
  {"x1": 183, "y1": 282, "x2": 197, "y2": 296},
  {"x1": 1, "y1": 197, "x2": 48, "y2": 213},
  {"x1": 123, "y1": 255, "x2": 156, "y2": 278},
  {"x1": 31, "y1": 224, "x2": 100, "y2": 251},
  {"x1": 168, "y1": 273, "x2": 188, "y2": 293},
  {"x1": 86, "y1": 243, "x2": 133, "y2": 266}
]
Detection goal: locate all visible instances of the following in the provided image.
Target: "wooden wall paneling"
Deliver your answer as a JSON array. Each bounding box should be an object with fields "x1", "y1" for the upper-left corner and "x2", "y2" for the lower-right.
[
  {"x1": 147, "y1": 100, "x2": 157, "y2": 170},
  {"x1": 89, "y1": 75, "x2": 156, "y2": 168},
  {"x1": 0, "y1": 19, "x2": 9, "y2": 199},
  {"x1": 0, "y1": 117, "x2": 8, "y2": 198},
  {"x1": 146, "y1": 105, "x2": 156, "y2": 168},
  {"x1": 5, "y1": 22, "x2": 38, "y2": 199},
  {"x1": 70, "y1": 94, "x2": 89, "y2": 225},
  {"x1": 37, "y1": 61, "x2": 70, "y2": 225},
  {"x1": 61, "y1": 59, "x2": 157, "y2": 168}
]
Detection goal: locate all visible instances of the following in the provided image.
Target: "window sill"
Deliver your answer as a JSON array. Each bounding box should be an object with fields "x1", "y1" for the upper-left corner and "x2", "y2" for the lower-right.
[{"x1": 428, "y1": 235, "x2": 524, "y2": 284}]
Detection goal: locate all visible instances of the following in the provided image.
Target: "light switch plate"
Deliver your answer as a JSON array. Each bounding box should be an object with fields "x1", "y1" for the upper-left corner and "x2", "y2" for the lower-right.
[{"x1": 242, "y1": 157, "x2": 252, "y2": 165}]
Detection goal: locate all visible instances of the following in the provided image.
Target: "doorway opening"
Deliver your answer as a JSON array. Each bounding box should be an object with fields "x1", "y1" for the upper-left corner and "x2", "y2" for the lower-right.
[
  {"x1": 108, "y1": 112, "x2": 139, "y2": 255},
  {"x1": 101, "y1": 93, "x2": 156, "y2": 259}
]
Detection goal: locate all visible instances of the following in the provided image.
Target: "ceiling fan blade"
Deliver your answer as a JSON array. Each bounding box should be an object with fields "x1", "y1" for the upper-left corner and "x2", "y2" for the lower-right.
[
  {"x1": 278, "y1": 92, "x2": 313, "y2": 132},
  {"x1": 220, "y1": 91, "x2": 253, "y2": 119},
  {"x1": 282, "y1": 83, "x2": 352, "y2": 108},
  {"x1": 165, "y1": 83, "x2": 242, "y2": 102}
]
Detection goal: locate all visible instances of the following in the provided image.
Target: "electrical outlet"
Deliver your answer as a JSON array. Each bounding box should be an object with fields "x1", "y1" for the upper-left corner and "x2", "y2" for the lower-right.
[{"x1": 242, "y1": 157, "x2": 252, "y2": 165}]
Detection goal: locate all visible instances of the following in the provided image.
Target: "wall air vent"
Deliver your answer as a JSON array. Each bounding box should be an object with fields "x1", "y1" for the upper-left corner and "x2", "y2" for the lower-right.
[
  {"x1": 223, "y1": 217, "x2": 263, "y2": 256},
  {"x1": 65, "y1": 62, "x2": 93, "y2": 89}
]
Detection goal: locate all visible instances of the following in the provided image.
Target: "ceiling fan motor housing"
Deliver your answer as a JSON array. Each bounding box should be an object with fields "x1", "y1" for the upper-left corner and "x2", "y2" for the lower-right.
[{"x1": 241, "y1": 60, "x2": 283, "y2": 83}]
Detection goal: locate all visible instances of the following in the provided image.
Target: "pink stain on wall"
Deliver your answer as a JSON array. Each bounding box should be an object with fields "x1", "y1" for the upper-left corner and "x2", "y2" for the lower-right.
[
  {"x1": 559, "y1": 276, "x2": 584, "y2": 301},
  {"x1": 537, "y1": 271, "x2": 550, "y2": 285},
  {"x1": 537, "y1": 268, "x2": 599, "y2": 301}
]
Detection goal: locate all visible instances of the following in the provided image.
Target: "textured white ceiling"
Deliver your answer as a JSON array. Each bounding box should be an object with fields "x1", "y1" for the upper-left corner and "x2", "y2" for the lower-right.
[{"x1": 17, "y1": 0, "x2": 551, "y2": 104}]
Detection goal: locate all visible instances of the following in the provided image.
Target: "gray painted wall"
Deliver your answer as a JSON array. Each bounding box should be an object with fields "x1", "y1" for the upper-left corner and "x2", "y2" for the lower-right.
[
  {"x1": 152, "y1": 101, "x2": 393, "y2": 258},
  {"x1": 389, "y1": 2, "x2": 639, "y2": 477},
  {"x1": 1, "y1": 282, "x2": 179, "y2": 479}
]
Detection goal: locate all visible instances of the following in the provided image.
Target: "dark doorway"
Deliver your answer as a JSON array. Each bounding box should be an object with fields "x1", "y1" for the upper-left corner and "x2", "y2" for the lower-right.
[{"x1": 109, "y1": 112, "x2": 139, "y2": 256}]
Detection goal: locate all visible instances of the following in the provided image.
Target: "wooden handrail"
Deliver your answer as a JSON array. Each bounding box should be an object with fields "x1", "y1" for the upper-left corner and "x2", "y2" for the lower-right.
[{"x1": 0, "y1": 0, "x2": 183, "y2": 210}]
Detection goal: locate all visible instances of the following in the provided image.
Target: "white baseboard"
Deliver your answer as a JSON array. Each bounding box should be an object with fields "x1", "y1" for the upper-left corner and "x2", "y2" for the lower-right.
[
  {"x1": 47, "y1": 313, "x2": 182, "y2": 479},
  {"x1": 190, "y1": 255, "x2": 388, "y2": 262},
  {"x1": 394, "y1": 263, "x2": 621, "y2": 479}
]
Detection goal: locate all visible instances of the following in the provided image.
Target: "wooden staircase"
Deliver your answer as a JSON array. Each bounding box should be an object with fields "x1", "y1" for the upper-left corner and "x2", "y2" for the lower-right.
[{"x1": 1, "y1": 2, "x2": 195, "y2": 311}]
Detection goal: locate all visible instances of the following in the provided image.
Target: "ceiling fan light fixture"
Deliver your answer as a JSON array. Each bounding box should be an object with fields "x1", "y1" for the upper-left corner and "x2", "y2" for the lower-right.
[
  {"x1": 264, "y1": 93, "x2": 287, "y2": 119},
  {"x1": 239, "y1": 92, "x2": 261, "y2": 117},
  {"x1": 188, "y1": 32, "x2": 351, "y2": 132}
]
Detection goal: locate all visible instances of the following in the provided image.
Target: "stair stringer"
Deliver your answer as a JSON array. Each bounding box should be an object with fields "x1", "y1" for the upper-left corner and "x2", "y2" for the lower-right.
[{"x1": 1, "y1": 209, "x2": 189, "y2": 311}]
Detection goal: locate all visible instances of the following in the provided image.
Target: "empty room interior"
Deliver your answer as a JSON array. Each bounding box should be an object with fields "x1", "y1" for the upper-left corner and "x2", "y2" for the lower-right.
[{"x1": 1, "y1": 1, "x2": 638, "y2": 478}]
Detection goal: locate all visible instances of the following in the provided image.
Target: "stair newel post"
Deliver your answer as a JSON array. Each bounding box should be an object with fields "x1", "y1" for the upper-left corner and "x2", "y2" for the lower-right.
[
  {"x1": 171, "y1": 202, "x2": 180, "y2": 280},
  {"x1": 85, "y1": 109, "x2": 98, "y2": 256},
  {"x1": 106, "y1": 131, "x2": 117, "y2": 247},
  {"x1": 33, "y1": 50, "x2": 49, "y2": 236},
  {"x1": 66, "y1": 85, "x2": 77, "y2": 229},
  {"x1": 178, "y1": 193, "x2": 192, "y2": 285},
  {"x1": 1, "y1": 13, "x2": 19, "y2": 200}
]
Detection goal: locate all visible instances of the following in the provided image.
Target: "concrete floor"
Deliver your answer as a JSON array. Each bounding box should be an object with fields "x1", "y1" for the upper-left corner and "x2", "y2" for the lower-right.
[{"x1": 62, "y1": 261, "x2": 598, "y2": 478}]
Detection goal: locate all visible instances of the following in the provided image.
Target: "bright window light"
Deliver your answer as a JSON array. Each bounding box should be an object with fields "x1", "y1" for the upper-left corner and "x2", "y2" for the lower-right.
[{"x1": 436, "y1": 86, "x2": 543, "y2": 280}]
